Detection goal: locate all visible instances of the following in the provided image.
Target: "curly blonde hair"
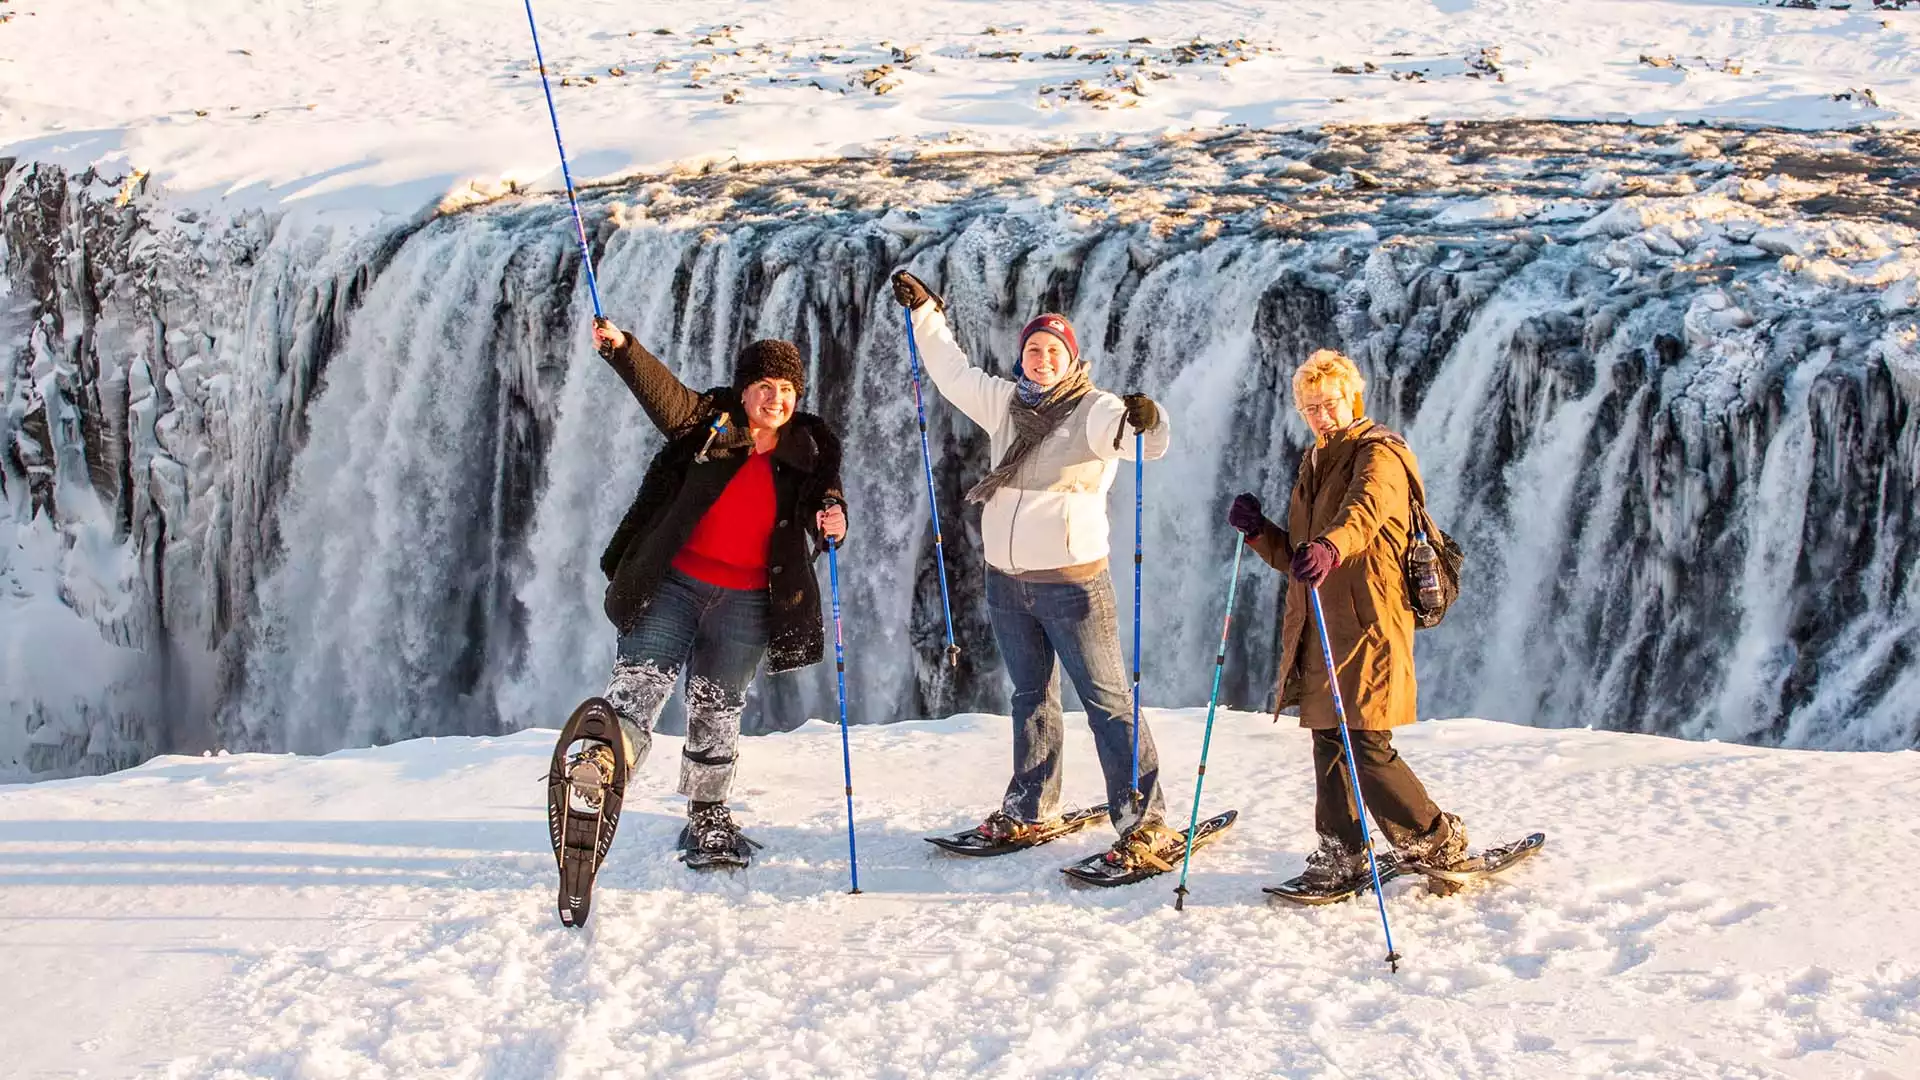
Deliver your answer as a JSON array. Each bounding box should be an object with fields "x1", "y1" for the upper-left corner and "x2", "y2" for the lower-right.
[{"x1": 1291, "y1": 348, "x2": 1367, "y2": 416}]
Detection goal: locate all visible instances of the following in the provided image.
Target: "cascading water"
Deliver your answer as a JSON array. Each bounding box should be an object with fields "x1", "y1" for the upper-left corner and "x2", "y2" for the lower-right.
[
  {"x1": 4, "y1": 122, "x2": 1916, "y2": 779},
  {"x1": 237, "y1": 214, "x2": 558, "y2": 753}
]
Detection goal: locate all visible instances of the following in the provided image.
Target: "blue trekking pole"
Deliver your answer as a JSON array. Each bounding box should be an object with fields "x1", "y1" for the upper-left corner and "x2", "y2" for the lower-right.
[
  {"x1": 825, "y1": 519, "x2": 861, "y2": 894},
  {"x1": 1310, "y1": 585, "x2": 1403, "y2": 973},
  {"x1": 1129, "y1": 434, "x2": 1144, "y2": 811},
  {"x1": 521, "y1": 0, "x2": 603, "y2": 320},
  {"x1": 899, "y1": 308, "x2": 961, "y2": 670},
  {"x1": 1172, "y1": 540, "x2": 1243, "y2": 911}
]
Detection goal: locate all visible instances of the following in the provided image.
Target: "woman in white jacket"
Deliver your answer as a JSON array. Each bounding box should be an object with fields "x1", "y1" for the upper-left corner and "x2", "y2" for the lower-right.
[{"x1": 890, "y1": 270, "x2": 1181, "y2": 872}]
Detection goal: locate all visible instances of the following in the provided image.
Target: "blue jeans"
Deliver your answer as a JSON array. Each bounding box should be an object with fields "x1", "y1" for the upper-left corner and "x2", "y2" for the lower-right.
[
  {"x1": 986, "y1": 568, "x2": 1166, "y2": 834},
  {"x1": 603, "y1": 569, "x2": 768, "y2": 804}
]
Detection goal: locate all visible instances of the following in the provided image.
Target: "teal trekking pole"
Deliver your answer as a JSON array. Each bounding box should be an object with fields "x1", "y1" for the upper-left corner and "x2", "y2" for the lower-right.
[{"x1": 1172, "y1": 541, "x2": 1244, "y2": 911}]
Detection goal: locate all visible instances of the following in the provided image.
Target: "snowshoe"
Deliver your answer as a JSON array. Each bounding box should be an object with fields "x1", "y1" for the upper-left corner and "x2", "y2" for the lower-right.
[
  {"x1": 1402, "y1": 832, "x2": 1546, "y2": 895},
  {"x1": 925, "y1": 804, "x2": 1110, "y2": 857},
  {"x1": 1265, "y1": 853, "x2": 1405, "y2": 906},
  {"x1": 678, "y1": 803, "x2": 763, "y2": 871},
  {"x1": 1061, "y1": 810, "x2": 1238, "y2": 887},
  {"x1": 546, "y1": 698, "x2": 631, "y2": 928}
]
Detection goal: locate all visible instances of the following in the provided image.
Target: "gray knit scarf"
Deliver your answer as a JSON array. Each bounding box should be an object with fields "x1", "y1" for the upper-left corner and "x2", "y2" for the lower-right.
[{"x1": 964, "y1": 363, "x2": 1095, "y2": 504}]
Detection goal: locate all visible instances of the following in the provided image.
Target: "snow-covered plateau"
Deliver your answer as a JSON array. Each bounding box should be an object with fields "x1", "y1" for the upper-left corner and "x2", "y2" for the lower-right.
[{"x1": 3, "y1": 0, "x2": 1918, "y2": 214}]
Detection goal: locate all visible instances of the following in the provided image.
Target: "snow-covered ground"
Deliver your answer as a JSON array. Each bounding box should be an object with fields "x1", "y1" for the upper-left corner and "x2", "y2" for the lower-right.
[
  {"x1": 2, "y1": 0, "x2": 1917, "y2": 214},
  {"x1": 2, "y1": 711, "x2": 1916, "y2": 1079}
]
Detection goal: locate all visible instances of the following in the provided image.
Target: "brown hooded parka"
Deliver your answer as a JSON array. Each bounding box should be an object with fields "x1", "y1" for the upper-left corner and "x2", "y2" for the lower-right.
[{"x1": 1246, "y1": 418, "x2": 1431, "y2": 730}]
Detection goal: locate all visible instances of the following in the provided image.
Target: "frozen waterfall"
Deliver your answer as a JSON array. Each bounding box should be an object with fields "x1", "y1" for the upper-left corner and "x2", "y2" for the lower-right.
[{"x1": 3, "y1": 122, "x2": 1916, "y2": 778}]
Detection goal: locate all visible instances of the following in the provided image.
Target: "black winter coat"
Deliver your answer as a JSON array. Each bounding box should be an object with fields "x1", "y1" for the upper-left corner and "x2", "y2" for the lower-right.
[{"x1": 598, "y1": 338, "x2": 845, "y2": 674}]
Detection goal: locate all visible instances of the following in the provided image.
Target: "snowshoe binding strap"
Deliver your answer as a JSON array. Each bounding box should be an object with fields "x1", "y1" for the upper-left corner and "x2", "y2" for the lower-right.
[
  {"x1": 976, "y1": 810, "x2": 1037, "y2": 843},
  {"x1": 1108, "y1": 825, "x2": 1178, "y2": 873},
  {"x1": 564, "y1": 743, "x2": 617, "y2": 813}
]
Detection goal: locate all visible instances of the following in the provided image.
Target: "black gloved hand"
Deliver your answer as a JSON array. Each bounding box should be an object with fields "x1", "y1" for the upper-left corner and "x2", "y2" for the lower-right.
[
  {"x1": 1227, "y1": 493, "x2": 1266, "y2": 538},
  {"x1": 1121, "y1": 393, "x2": 1160, "y2": 432},
  {"x1": 890, "y1": 270, "x2": 943, "y2": 311}
]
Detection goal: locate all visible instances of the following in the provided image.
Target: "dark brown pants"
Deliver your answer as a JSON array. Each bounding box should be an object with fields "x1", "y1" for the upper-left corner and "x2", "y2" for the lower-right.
[{"x1": 1313, "y1": 728, "x2": 1443, "y2": 853}]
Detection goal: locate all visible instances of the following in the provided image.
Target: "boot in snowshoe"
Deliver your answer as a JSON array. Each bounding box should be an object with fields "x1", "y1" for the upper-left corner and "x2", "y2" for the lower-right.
[
  {"x1": 1061, "y1": 810, "x2": 1239, "y2": 887},
  {"x1": 1107, "y1": 821, "x2": 1186, "y2": 873},
  {"x1": 1402, "y1": 812, "x2": 1469, "y2": 866},
  {"x1": 925, "y1": 804, "x2": 1109, "y2": 856},
  {"x1": 979, "y1": 810, "x2": 1040, "y2": 844},
  {"x1": 678, "y1": 802, "x2": 763, "y2": 870},
  {"x1": 1402, "y1": 819, "x2": 1546, "y2": 894},
  {"x1": 1265, "y1": 835, "x2": 1402, "y2": 905},
  {"x1": 1394, "y1": 812, "x2": 1470, "y2": 894}
]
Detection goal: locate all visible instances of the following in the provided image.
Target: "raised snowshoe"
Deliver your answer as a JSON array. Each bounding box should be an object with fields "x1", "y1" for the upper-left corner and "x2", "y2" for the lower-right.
[
  {"x1": 678, "y1": 803, "x2": 763, "y2": 871},
  {"x1": 546, "y1": 698, "x2": 631, "y2": 928},
  {"x1": 925, "y1": 805, "x2": 1109, "y2": 857},
  {"x1": 1061, "y1": 811, "x2": 1238, "y2": 887}
]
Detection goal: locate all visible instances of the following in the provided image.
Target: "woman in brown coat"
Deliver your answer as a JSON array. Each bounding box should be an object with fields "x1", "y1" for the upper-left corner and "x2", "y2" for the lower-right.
[{"x1": 1227, "y1": 348, "x2": 1469, "y2": 892}]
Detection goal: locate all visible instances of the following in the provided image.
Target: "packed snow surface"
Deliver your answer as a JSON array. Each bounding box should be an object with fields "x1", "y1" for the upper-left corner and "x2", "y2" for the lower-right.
[
  {"x1": 2, "y1": 710, "x2": 1916, "y2": 1078},
  {"x1": 2, "y1": 0, "x2": 1917, "y2": 212}
]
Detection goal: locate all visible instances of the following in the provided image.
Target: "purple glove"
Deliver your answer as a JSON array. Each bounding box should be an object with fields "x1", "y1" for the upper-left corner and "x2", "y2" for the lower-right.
[
  {"x1": 1290, "y1": 538, "x2": 1340, "y2": 587},
  {"x1": 1227, "y1": 493, "x2": 1266, "y2": 538}
]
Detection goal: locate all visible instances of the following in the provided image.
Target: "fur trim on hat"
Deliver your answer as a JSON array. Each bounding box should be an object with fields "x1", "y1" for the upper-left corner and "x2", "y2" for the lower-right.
[{"x1": 734, "y1": 339, "x2": 807, "y2": 399}]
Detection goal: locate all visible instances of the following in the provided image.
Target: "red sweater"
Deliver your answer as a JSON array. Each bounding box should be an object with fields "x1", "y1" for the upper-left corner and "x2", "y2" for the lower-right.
[{"x1": 672, "y1": 451, "x2": 776, "y2": 591}]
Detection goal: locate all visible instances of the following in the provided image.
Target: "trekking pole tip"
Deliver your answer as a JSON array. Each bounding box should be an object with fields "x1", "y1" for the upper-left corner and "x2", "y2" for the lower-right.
[
  {"x1": 1173, "y1": 885, "x2": 1188, "y2": 911},
  {"x1": 945, "y1": 643, "x2": 961, "y2": 668},
  {"x1": 1387, "y1": 951, "x2": 1402, "y2": 973}
]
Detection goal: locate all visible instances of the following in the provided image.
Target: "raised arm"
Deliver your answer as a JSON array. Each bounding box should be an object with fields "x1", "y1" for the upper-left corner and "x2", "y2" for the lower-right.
[
  {"x1": 892, "y1": 272, "x2": 1013, "y2": 431},
  {"x1": 594, "y1": 320, "x2": 708, "y2": 437}
]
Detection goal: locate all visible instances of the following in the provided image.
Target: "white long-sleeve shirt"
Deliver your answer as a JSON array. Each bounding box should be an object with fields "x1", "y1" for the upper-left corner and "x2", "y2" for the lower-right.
[{"x1": 910, "y1": 303, "x2": 1172, "y2": 575}]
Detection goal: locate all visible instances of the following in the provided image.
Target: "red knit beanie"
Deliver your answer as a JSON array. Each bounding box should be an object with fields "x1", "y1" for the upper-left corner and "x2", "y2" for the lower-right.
[{"x1": 1018, "y1": 313, "x2": 1080, "y2": 363}]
